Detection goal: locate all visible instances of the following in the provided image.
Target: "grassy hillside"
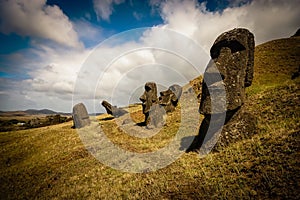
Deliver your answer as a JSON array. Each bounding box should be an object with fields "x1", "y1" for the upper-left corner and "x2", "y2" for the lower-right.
[{"x1": 0, "y1": 36, "x2": 299, "y2": 199}]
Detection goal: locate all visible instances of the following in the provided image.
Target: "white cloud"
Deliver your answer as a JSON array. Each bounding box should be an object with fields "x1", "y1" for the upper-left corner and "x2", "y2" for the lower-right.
[
  {"x1": 1, "y1": 0, "x2": 299, "y2": 113},
  {"x1": 71, "y1": 28, "x2": 207, "y2": 113},
  {"x1": 133, "y1": 11, "x2": 143, "y2": 21},
  {"x1": 0, "y1": 42, "x2": 93, "y2": 112},
  {"x1": 73, "y1": 19, "x2": 104, "y2": 47},
  {"x1": 26, "y1": 46, "x2": 91, "y2": 97},
  {"x1": 0, "y1": 0, "x2": 83, "y2": 48},
  {"x1": 93, "y1": 0, "x2": 125, "y2": 21},
  {"x1": 156, "y1": 0, "x2": 300, "y2": 51}
]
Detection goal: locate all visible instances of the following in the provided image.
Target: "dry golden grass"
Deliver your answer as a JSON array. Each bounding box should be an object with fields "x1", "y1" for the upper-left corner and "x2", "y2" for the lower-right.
[{"x1": 0, "y1": 36, "x2": 299, "y2": 199}]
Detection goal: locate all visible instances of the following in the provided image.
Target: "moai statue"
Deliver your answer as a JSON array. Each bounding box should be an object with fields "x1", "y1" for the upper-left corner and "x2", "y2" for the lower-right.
[
  {"x1": 159, "y1": 84, "x2": 182, "y2": 112},
  {"x1": 188, "y1": 28, "x2": 256, "y2": 152},
  {"x1": 140, "y1": 82, "x2": 164, "y2": 128},
  {"x1": 72, "y1": 103, "x2": 90, "y2": 129},
  {"x1": 169, "y1": 84, "x2": 182, "y2": 100},
  {"x1": 101, "y1": 100, "x2": 128, "y2": 117}
]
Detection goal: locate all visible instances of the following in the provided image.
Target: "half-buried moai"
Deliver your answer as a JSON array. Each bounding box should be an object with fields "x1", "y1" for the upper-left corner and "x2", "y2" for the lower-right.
[
  {"x1": 101, "y1": 100, "x2": 128, "y2": 117},
  {"x1": 72, "y1": 103, "x2": 91, "y2": 128},
  {"x1": 159, "y1": 84, "x2": 182, "y2": 112},
  {"x1": 187, "y1": 28, "x2": 257, "y2": 152},
  {"x1": 140, "y1": 82, "x2": 164, "y2": 128}
]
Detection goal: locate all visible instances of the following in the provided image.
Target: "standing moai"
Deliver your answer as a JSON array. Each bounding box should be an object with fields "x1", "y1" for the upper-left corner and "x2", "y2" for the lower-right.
[
  {"x1": 72, "y1": 103, "x2": 90, "y2": 128},
  {"x1": 101, "y1": 100, "x2": 128, "y2": 117},
  {"x1": 159, "y1": 84, "x2": 182, "y2": 112},
  {"x1": 140, "y1": 82, "x2": 164, "y2": 128},
  {"x1": 188, "y1": 28, "x2": 256, "y2": 152}
]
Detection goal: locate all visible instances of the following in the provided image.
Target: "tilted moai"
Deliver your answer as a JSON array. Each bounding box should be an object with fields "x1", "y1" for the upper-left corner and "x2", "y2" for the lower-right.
[
  {"x1": 140, "y1": 82, "x2": 164, "y2": 128},
  {"x1": 72, "y1": 103, "x2": 91, "y2": 128},
  {"x1": 159, "y1": 84, "x2": 182, "y2": 112},
  {"x1": 101, "y1": 100, "x2": 128, "y2": 117},
  {"x1": 188, "y1": 28, "x2": 256, "y2": 152}
]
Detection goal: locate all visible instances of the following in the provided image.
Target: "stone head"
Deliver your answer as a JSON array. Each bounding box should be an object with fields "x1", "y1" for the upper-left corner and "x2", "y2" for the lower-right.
[
  {"x1": 139, "y1": 82, "x2": 158, "y2": 114},
  {"x1": 158, "y1": 84, "x2": 182, "y2": 112},
  {"x1": 200, "y1": 28, "x2": 255, "y2": 114}
]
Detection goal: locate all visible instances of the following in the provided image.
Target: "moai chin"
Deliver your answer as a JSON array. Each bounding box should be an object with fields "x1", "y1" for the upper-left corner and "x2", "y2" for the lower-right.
[
  {"x1": 188, "y1": 28, "x2": 256, "y2": 152},
  {"x1": 72, "y1": 103, "x2": 91, "y2": 129}
]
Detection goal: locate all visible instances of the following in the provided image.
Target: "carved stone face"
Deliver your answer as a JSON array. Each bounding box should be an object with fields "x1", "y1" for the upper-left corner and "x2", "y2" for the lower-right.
[
  {"x1": 200, "y1": 28, "x2": 255, "y2": 114},
  {"x1": 139, "y1": 82, "x2": 158, "y2": 114},
  {"x1": 158, "y1": 84, "x2": 182, "y2": 112}
]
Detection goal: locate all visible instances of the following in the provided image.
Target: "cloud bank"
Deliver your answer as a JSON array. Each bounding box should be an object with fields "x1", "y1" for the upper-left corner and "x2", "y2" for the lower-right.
[
  {"x1": 156, "y1": 0, "x2": 299, "y2": 51},
  {"x1": 0, "y1": 0, "x2": 299, "y2": 112},
  {"x1": 0, "y1": 0, "x2": 83, "y2": 49}
]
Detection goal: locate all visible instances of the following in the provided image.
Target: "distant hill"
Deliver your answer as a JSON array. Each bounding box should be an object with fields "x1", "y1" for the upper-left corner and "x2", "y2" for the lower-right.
[
  {"x1": 24, "y1": 109, "x2": 57, "y2": 115},
  {"x1": 0, "y1": 109, "x2": 71, "y2": 116}
]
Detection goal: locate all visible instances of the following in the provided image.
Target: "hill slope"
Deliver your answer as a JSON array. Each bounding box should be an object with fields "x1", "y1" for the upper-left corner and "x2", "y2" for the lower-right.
[{"x1": 0, "y1": 36, "x2": 299, "y2": 199}]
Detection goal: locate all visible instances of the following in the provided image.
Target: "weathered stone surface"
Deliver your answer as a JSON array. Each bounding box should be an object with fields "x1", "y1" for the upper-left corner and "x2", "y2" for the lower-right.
[
  {"x1": 188, "y1": 107, "x2": 257, "y2": 153},
  {"x1": 139, "y1": 82, "x2": 158, "y2": 125},
  {"x1": 147, "y1": 104, "x2": 165, "y2": 129},
  {"x1": 200, "y1": 28, "x2": 255, "y2": 114},
  {"x1": 159, "y1": 84, "x2": 182, "y2": 112},
  {"x1": 188, "y1": 28, "x2": 256, "y2": 152},
  {"x1": 101, "y1": 100, "x2": 128, "y2": 117},
  {"x1": 212, "y1": 108, "x2": 257, "y2": 151},
  {"x1": 169, "y1": 84, "x2": 182, "y2": 100},
  {"x1": 72, "y1": 103, "x2": 90, "y2": 129}
]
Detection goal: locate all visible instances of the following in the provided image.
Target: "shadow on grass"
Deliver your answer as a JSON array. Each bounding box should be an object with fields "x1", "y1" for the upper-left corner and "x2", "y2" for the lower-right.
[
  {"x1": 136, "y1": 121, "x2": 146, "y2": 127},
  {"x1": 99, "y1": 116, "x2": 115, "y2": 121}
]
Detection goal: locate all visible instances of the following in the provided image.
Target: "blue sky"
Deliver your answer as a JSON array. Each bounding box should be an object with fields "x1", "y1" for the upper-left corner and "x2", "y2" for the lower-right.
[
  {"x1": 0, "y1": 0, "x2": 236, "y2": 54},
  {"x1": 0, "y1": 0, "x2": 299, "y2": 112}
]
